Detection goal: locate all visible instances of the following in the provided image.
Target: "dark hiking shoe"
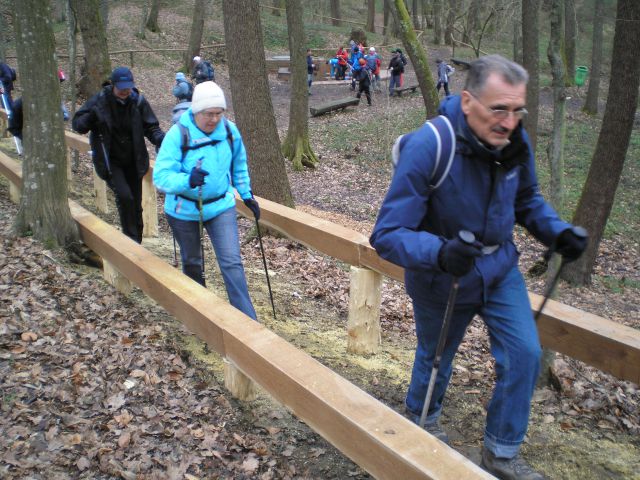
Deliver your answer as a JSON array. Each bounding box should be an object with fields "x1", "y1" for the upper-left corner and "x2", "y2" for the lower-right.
[
  {"x1": 424, "y1": 421, "x2": 450, "y2": 445},
  {"x1": 481, "y1": 448, "x2": 546, "y2": 480}
]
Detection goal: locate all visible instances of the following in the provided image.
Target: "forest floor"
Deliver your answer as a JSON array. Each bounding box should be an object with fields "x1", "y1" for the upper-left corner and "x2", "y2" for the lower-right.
[{"x1": 1, "y1": 3, "x2": 640, "y2": 479}]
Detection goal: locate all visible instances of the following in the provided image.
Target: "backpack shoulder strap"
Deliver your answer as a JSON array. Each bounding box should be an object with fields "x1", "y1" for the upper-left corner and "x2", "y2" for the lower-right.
[
  {"x1": 425, "y1": 115, "x2": 455, "y2": 190},
  {"x1": 178, "y1": 123, "x2": 190, "y2": 162}
]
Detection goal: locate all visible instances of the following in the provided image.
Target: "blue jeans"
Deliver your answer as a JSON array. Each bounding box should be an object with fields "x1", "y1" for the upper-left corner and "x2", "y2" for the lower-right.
[
  {"x1": 389, "y1": 74, "x2": 401, "y2": 95},
  {"x1": 405, "y1": 266, "x2": 541, "y2": 458},
  {"x1": 167, "y1": 208, "x2": 257, "y2": 320}
]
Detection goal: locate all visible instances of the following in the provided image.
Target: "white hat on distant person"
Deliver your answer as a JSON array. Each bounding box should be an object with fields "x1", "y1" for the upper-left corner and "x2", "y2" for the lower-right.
[
  {"x1": 191, "y1": 81, "x2": 227, "y2": 114},
  {"x1": 193, "y1": 55, "x2": 201, "y2": 62},
  {"x1": 369, "y1": 47, "x2": 376, "y2": 53}
]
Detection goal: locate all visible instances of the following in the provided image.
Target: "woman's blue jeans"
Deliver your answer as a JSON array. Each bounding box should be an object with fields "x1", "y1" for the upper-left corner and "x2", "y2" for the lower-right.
[
  {"x1": 405, "y1": 266, "x2": 541, "y2": 458},
  {"x1": 167, "y1": 208, "x2": 257, "y2": 320}
]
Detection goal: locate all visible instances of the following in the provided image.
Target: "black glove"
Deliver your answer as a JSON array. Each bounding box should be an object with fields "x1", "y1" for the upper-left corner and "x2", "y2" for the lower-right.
[
  {"x1": 189, "y1": 166, "x2": 209, "y2": 188},
  {"x1": 243, "y1": 197, "x2": 260, "y2": 220},
  {"x1": 438, "y1": 237, "x2": 482, "y2": 277},
  {"x1": 554, "y1": 227, "x2": 588, "y2": 262}
]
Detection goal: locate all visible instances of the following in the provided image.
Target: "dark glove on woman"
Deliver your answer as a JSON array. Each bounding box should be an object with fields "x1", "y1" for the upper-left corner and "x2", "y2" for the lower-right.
[
  {"x1": 243, "y1": 197, "x2": 260, "y2": 220},
  {"x1": 189, "y1": 166, "x2": 209, "y2": 188},
  {"x1": 554, "y1": 227, "x2": 588, "y2": 262},
  {"x1": 438, "y1": 237, "x2": 482, "y2": 277}
]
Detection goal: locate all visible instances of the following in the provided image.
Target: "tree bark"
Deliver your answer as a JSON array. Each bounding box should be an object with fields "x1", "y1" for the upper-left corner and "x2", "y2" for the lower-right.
[
  {"x1": 272, "y1": 0, "x2": 284, "y2": 17},
  {"x1": 433, "y1": 0, "x2": 442, "y2": 45},
  {"x1": 137, "y1": 1, "x2": 149, "y2": 39},
  {"x1": 412, "y1": 0, "x2": 419, "y2": 30},
  {"x1": 521, "y1": 0, "x2": 540, "y2": 154},
  {"x1": 583, "y1": 0, "x2": 604, "y2": 115},
  {"x1": 383, "y1": 0, "x2": 390, "y2": 36},
  {"x1": 13, "y1": 0, "x2": 79, "y2": 248},
  {"x1": 564, "y1": 0, "x2": 576, "y2": 85},
  {"x1": 146, "y1": 0, "x2": 161, "y2": 32},
  {"x1": 389, "y1": 0, "x2": 439, "y2": 118},
  {"x1": 282, "y1": 0, "x2": 317, "y2": 171},
  {"x1": 222, "y1": 0, "x2": 294, "y2": 206},
  {"x1": 444, "y1": 0, "x2": 459, "y2": 46},
  {"x1": 69, "y1": 0, "x2": 111, "y2": 97},
  {"x1": 366, "y1": 0, "x2": 375, "y2": 33},
  {"x1": 184, "y1": 0, "x2": 206, "y2": 72},
  {"x1": 563, "y1": 0, "x2": 640, "y2": 285},
  {"x1": 100, "y1": 0, "x2": 108, "y2": 29},
  {"x1": 330, "y1": 0, "x2": 341, "y2": 26},
  {"x1": 53, "y1": 0, "x2": 66, "y2": 23}
]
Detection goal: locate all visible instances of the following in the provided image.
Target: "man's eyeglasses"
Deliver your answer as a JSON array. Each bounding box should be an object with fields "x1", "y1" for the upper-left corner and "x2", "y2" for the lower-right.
[
  {"x1": 199, "y1": 110, "x2": 224, "y2": 120},
  {"x1": 468, "y1": 92, "x2": 528, "y2": 121}
]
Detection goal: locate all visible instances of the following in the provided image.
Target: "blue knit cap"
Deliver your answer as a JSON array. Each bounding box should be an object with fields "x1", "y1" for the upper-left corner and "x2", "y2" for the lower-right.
[{"x1": 176, "y1": 72, "x2": 186, "y2": 81}]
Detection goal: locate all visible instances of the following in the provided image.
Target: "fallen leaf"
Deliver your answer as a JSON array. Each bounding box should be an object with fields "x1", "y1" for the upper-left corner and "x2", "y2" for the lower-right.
[
  {"x1": 241, "y1": 454, "x2": 260, "y2": 473},
  {"x1": 77, "y1": 457, "x2": 91, "y2": 471},
  {"x1": 118, "y1": 431, "x2": 131, "y2": 448},
  {"x1": 21, "y1": 331, "x2": 38, "y2": 342}
]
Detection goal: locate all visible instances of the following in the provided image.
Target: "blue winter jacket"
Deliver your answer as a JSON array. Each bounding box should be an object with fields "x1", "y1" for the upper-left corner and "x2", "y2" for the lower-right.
[
  {"x1": 153, "y1": 109, "x2": 253, "y2": 222},
  {"x1": 370, "y1": 95, "x2": 570, "y2": 305}
]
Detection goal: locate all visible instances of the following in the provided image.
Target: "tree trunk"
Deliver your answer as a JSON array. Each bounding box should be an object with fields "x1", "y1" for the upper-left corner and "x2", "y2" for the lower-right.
[
  {"x1": 513, "y1": 16, "x2": 522, "y2": 64},
  {"x1": 330, "y1": 0, "x2": 341, "y2": 26},
  {"x1": 521, "y1": 0, "x2": 540, "y2": 154},
  {"x1": 433, "y1": 0, "x2": 442, "y2": 45},
  {"x1": 13, "y1": 0, "x2": 79, "y2": 248},
  {"x1": 583, "y1": 0, "x2": 604, "y2": 115},
  {"x1": 282, "y1": 0, "x2": 317, "y2": 171},
  {"x1": 389, "y1": 0, "x2": 439, "y2": 118},
  {"x1": 563, "y1": 0, "x2": 640, "y2": 285},
  {"x1": 464, "y1": 0, "x2": 480, "y2": 44},
  {"x1": 53, "y1": 0, "x2": 66, "y2": 22},
  {"x1": 366, "y1": 0, "x2": 375, "y2": 33},
  {"x1": 383, "y1": 0, "x2": 390, "y2": 36},
  {"x1": 146, "y1": 0, "x2": 161, "y2": 32},
  {"x1": 137, "y1": 1, "x2": 149, "y2": 39},
  {"x1": 564, "y1": 0, "x2": 576, "y2": 86},
  {"x1": 184, "y1": 0, "x2": 206, "y2": 72},
  {"x1": 412, "y1": 0, "x2": 419, "y2": 30},
  {"x1": 0, "y1": 3, "x2": 7, "y2": 62},
  {"x1": 222, "y1": 0, "x2": 294, "y2": 206},
  {"x1": 69, "y1": 0, "x2": 110, "y2": 97},
  {"x1": 100, "y1": 0, "x2": 108, "y2": 30},
  {"x1": 272, "y1": 0, "x2": 284, "y2": 16},
  {"x1": 444, "y1": 0, "x2": 457, "y2": 46}
]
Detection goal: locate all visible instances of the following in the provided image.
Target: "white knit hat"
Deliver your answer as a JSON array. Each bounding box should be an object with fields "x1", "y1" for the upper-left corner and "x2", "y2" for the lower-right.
[
  {"x1": 369, "y1": 47, "x2": 376, "y2": 53},
  {"x1": 191, "y1": 81, "x2": 227, "y2": 114}
]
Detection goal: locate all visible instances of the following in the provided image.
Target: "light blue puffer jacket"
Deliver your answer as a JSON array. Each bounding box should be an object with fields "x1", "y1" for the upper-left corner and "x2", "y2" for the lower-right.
[{"x1": 153, "y1": 110, "x2": 253, "y2": 222}]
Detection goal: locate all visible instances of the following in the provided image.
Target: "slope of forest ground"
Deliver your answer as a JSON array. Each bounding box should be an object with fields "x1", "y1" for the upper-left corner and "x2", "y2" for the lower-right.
[{"x1": 2, "y1": 1, "x2": 640, "y2": 479}]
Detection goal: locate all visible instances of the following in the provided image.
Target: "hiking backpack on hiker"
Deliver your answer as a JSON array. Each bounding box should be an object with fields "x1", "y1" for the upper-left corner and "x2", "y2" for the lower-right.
[{"x1": 391, "y1": 115, "x2": 456, "y2": 191}]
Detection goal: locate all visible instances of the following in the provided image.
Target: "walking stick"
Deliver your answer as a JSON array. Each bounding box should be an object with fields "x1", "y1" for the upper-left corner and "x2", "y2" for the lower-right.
[
  {"x1": 255, "y1": 218, "x2": 276, "y2": 319},
  {"x1": 534, "y1": 226, "x2": 588, "y2": 322},
  {"x1": 196, "y1": 159, "x2": 206, "y2": 287},
  {"x1": 419, "y1": 230, "x2": 476, "y2": 429}
]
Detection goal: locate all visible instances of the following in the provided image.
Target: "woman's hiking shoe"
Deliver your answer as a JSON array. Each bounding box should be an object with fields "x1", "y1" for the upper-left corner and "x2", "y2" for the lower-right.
[{"x1": 480, "y1": 448, "x2": 546, "y2": 480}]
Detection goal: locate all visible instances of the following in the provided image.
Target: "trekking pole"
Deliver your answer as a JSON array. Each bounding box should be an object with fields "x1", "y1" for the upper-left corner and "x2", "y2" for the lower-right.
[
  {"x1": 172, "y1": 234, "x2": 179, "y2": 268},
  {"x1": 534, "y1": 226, "x2": 588, "y2": 322},
  {"x1": 419, "y1": 230, "x2": 476, "y2": 429},
  {"x1": 196, "y1": 159, "x2": 206, "y2": 287},
  {"x1": 98, "y1": 134, "x2": 112, "y2": 177},
  {"x1": 255, "y1": 217, "x2": 276, "y2": 319}
]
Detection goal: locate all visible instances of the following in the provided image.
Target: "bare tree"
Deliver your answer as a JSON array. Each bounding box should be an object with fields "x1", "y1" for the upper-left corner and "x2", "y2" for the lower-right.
[
  {"x1": 412, "y1": 0, "x2": 419, "y2": 29},
  {"x1": 583, "y1": 0, "x2": 604, "y2": 115},
  {"x1": 222, "y1": 0, "x2": 293, "y2": 206},
  {"x1": 521, "y1": 0, "x2": 540, "y2": 153},
  {"x1": 100, "y1": 0, "x2": 108, "y2": 29},
  {"x1": 564, "y1": 0, "x2": 640, "y2": 285},
  {"x1": 69, "y1": 0, "x2": 111, "y2": 97},
  {"x1": 272, "y1": 0, "x2": 284, "y2": 17},
  {"x1": 13, "y1": 0, "x2": 79, "y2": 248},
  {"x1": 366, "y1": 0, "x2": 375, "y2": 33},
  {"x1": 564, "y1": 0, "x2": 576, "y2": 85},
  {"x1": 330, "y1": 0, "x2": 341, "y2": 26},
  {"x1": 389, "y1": 0, "x2": 439, "y2": 117},
  {"x1": 383, "y1": 0, "x2": 390, "y2": 36},
  {"x1": 146, "y1": 0, "x2": 161, "y2": 33},
  {"x1": 433, "y1": 0, "x2": 443, "y2": 45},
  {"x1": 184, "y1": 0, "x2": 206, "y2": 72}
]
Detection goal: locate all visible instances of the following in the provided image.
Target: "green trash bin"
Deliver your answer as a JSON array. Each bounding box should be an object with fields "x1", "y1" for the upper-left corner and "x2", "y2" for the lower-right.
[{"x1": 575, "y1": 66, "x2": 588, "y2": 86}]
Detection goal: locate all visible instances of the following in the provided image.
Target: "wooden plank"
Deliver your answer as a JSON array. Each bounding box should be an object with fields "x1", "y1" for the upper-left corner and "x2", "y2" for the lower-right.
[
  {"x1": 65, "y1": 130, "x2": 91, "y2": 152},
  {"x1": 66, "y1": 201, "x2": 491, "y2": 480},
  {"x1": 310, "y1": 97, "x2": 360, "y2": 117},
  {"x1": 395, "y1": 84, "x2": 420, "y2": 96}
]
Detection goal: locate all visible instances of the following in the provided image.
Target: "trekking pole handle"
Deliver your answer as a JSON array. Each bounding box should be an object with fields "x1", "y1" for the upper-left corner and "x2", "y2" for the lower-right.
[{"x1": 457, "y1": 230, "x2": 476, "y2": 246}]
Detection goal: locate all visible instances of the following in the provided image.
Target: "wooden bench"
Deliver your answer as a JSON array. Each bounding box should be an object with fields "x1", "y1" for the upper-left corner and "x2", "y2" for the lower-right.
[
  {"x1": 309, "y1": 96, "x2": 360, "y2": 117},
  {"x1": 277, "y1": 67, "x2": 290, "y2": 81},
  {"x1": 394, "y1": 84, "x2": 420, "y2": 96}
]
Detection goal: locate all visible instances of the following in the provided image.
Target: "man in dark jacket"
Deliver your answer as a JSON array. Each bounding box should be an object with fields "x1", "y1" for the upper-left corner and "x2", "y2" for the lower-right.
[
  {"x1": 387, "y1": 51, "x2": 404, "y2": 96},
  {"x1": 0, "y1": 61, "x2": 16, "y2": 110},
  {"x1": 371, "y1": 55, "x2": 587, "y2": 480},
  {"x1": 72, "y1": 66, "x2": 164, "y2": 243}
]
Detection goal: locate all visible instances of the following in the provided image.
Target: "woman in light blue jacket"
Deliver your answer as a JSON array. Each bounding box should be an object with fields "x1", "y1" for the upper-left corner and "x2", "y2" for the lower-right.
[{"x1": 154, "y1": 81, "x2": 259, "y2": 320}]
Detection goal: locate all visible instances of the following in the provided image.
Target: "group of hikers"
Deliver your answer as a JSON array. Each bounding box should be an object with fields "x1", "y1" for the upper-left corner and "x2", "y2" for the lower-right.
[{"x1": 4, "y1": 49, "x2": 589, "y2": 480}]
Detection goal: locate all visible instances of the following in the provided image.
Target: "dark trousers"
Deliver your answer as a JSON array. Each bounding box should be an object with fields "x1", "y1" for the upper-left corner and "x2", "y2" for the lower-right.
[
  {"x1": 436, "y1": 81, "x2": 451, "y2": 96},
  {"x1": 107, "y1": 162, "x2": 143, "y2": 243},
  {"x1": 357, "y1": 81, "x2": 371, "y2": 105}
]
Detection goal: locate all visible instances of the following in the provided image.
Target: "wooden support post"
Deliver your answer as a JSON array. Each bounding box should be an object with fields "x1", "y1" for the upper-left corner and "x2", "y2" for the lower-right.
[
  {"x1": 93, "y1": 169, "x2": 108, "y2": 213},
  {"x1": 103, "y1": 259, "x2": 132, "y2": 295},
  {"x1": 224, "y1": 358, "x2": 257, "y2": 401},
  {"x1": 66, "y1": 149, "x2": 73, "y2": 181},
  {"x1": 129, "y1": 51, "x2": 134, "y2": 67},
  {"x1": 347, "y1": 266, "x2": 382, "y2": 355},
  {"x1": 142, "y1": 170, "x2": 158, "y2": 238},
  {"x1": 9, "y1": 182, "x2": 21, "y2": 204}
]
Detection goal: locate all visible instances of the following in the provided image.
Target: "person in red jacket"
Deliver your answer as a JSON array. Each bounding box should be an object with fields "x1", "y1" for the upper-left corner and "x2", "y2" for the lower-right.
[{"x1": 336, "y1": 46, "x2": 348, "y2": 80}]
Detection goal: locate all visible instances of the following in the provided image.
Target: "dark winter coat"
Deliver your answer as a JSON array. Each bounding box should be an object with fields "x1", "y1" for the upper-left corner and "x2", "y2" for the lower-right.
[
  {"x1": 0, "y1": 62, "x2": 15, "y2": 93},
  {"x1": 72, "y1": 86, "x2": 164, "y2": 181},
  {"x1": 370, "y1": 95, "x2": 570, "y2": 306},
  {"x1": 388, "y1": 55, "x2": 404, "y2": 75}
]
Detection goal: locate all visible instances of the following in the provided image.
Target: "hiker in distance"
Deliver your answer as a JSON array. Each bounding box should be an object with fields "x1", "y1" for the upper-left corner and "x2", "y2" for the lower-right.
[
  {"x1": 153, "y1": 81, "x2": 259, "y2": 321},
  {"x1": 72, "y1": 66, "x2": 165, "y2": 244},
  {"x1": 370, "y1": 55, "x2": 587, "y2": 480}
]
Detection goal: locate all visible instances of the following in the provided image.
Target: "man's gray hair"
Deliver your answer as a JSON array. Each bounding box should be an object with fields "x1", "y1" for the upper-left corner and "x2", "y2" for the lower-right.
[{"x1": 464, "y1": 54, "x2": 529, "y2": 95}]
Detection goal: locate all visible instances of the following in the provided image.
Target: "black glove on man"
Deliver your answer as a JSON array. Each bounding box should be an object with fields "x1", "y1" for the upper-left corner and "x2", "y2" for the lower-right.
[
  {"x1": 189, "y1": 166, "x2": 209, "y2": 189},
  {"x1": 244, "y1": 197, "x2": 260, "y2": 220},
  {"x1": 438, "y1": 236, "x2": 483, "y2": 277},
  {"x1": 554, "y1": 227, "x2": 588, "y2": 262}
]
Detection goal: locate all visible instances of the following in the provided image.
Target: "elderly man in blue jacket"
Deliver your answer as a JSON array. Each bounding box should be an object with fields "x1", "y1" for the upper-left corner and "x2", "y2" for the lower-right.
[{"x1": 370, "y1": 55, "x2": 587, "y2": 480}]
